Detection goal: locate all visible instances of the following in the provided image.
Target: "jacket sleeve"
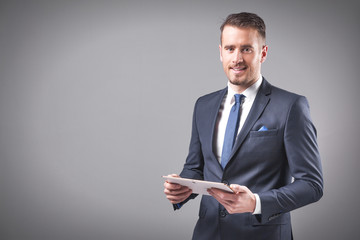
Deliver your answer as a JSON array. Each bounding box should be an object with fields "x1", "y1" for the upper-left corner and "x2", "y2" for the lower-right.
[
  {"x1": 258, "y1": 96, "x2": 323, "y2": 223},
  {"x1": 180, "y1": 99, "x2": 205, "y2": 180},
  {"x1": 172, "y1": 99, "x2": 205, "y2": 210}
]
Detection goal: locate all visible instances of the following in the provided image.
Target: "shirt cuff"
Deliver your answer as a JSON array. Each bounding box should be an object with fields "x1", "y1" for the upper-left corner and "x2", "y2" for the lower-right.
[
  {"x1": 173, "y1": 203, "x2": 183, "y2": 210},
  {"x1": 252, "y1": 193, "x2": 261, "y2": 215}
]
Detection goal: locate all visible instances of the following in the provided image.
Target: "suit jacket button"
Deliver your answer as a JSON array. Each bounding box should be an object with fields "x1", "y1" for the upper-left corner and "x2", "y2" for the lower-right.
[
  {"x1": 220, "y1": 210, "x2": 226, "y2": 218},
  {"x1": 222, "y1": 180, "x2": 229, "y2": 185}
]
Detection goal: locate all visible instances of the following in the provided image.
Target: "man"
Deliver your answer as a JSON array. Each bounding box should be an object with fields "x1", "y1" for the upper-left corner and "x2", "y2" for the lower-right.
[{"x1": 163, "y1": 12, "x2": 323, "y2": 240}]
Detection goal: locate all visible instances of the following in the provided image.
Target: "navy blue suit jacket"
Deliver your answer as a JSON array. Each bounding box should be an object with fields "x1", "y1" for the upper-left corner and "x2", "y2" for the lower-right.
[{"x1": 178, "y1": 78, "x2": 323, "y2": 240}]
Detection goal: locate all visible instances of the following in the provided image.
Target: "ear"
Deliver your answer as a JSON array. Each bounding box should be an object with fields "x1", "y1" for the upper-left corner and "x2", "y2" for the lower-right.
[
  {"x1": 219, "y1": 44, "x2": 223, "y2": 62},
  {"x1": 260, "y1": 45, "x2": 268, "y2": 63}
]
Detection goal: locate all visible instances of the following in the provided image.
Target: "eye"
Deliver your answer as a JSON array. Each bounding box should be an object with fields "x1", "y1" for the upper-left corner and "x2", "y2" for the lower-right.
[
  {"x1": 227, "y1": 47, "x2": 234, "y2": 52},
  {"x1": 242, "y1": 48, "x2": 253, "y2": 53}
]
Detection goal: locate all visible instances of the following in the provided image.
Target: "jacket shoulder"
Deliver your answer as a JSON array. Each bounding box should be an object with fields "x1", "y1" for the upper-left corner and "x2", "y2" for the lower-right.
[
  {"x1": 196, "y1": 88, "x2": 226, "y2": 103},
  {"x1": 269, "y1": 84, "x2": 305, "y2": 102}
]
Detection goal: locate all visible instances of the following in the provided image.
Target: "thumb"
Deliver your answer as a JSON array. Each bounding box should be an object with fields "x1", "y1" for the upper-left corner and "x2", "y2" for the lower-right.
[
  {"x1": 169, "y1": 174, "x2": 180, "y2": 178},
  {"x1": 230, "y1": 184, "x2": 248, "y2": 194}
]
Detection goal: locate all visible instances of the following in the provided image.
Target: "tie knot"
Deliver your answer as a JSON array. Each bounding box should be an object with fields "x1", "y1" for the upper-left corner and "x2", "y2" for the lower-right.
[{"x1": 234, "y1": 94, "x2": 244, "y2": 104}]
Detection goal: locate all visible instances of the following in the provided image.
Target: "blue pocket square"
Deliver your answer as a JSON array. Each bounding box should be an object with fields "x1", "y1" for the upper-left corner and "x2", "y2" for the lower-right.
[{"x1": 258, "y1": 126, "x2": 268, "y2": 131}]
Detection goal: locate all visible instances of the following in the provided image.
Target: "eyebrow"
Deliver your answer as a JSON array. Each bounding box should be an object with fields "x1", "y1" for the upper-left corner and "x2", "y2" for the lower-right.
[
  {"x1": 223, "y1": 45, "x2": 235, "y2": 49},
  {"x1": 223, "y1": 44, "x2": 254, "y2": 49},
  {"x1": 240, "y1": 44, "x2": 254, "y2": 48}
]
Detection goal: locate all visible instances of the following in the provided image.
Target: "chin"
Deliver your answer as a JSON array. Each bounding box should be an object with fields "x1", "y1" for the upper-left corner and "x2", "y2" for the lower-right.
[{"x1": 229, "y1": 79, "x2": 246, "y2": 86}]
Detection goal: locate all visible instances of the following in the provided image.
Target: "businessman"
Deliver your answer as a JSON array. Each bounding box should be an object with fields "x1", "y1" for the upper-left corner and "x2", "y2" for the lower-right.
[{"x1": 163, "y1": 12, "x2": 323, "y2": 240}]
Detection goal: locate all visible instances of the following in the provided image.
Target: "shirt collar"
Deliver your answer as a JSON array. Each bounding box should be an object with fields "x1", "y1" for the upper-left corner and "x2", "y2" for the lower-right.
[{"x1": 226, "y1": 75, "x2": 263, "y2": 105}]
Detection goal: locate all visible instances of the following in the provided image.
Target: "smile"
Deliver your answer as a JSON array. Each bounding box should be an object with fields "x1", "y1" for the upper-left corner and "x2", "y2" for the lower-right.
[{"x1": 231, "y1": 66, "x2": 247, "y2": 73}]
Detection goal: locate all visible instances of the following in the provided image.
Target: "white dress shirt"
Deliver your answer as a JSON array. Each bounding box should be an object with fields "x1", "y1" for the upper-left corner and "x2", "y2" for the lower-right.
[{"x1": 213, "y1": 75, "x2": 262, "y2": 214}]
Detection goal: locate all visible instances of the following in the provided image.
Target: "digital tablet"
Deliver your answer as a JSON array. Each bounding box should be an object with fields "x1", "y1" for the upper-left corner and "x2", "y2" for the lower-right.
[{"x1": 163, "y1": 176, "x2": 234, "y2": 195}]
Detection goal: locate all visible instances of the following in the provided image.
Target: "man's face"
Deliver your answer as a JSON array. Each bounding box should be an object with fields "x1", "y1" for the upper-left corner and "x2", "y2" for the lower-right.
[{"x1": 219, "y1": 26, "x2": 268, "y2": 91}]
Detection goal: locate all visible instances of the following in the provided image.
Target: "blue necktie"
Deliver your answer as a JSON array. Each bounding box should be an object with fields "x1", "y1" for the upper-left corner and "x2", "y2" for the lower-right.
[{"x1": 221, "y1": 94, "x2": 244, "y2": 169}]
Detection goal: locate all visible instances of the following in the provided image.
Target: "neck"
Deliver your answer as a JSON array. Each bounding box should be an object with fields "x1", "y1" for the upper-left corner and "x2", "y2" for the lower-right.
[
  {"x1": 228, "y1": 77, "x2": 261, "y2": 94},
  {"x1": 228, "y1": 82, "x2": 248, "y2": 94}
]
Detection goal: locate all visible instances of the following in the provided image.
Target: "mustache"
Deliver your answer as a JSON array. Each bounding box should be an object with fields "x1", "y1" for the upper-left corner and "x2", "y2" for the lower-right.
[{"x1": 229, "y1": 64, "x2": 247, "y2": 69}]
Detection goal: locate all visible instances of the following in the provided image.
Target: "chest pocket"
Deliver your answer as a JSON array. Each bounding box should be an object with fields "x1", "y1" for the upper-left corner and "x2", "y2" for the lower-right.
[{"x1": 249, "y1": 129, "x2": 278, "y2": 138}]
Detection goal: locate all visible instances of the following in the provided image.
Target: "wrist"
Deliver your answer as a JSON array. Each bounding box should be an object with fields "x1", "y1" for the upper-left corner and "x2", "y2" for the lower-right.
[{"x1": 250, "y1": 193, "x2": 256, "y2": 213}]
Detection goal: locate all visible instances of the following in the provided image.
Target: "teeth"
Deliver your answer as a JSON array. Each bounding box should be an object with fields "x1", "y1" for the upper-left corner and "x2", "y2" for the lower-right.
[{"x1": 233, "y1": 67, "x2": 246, "y2": 71}]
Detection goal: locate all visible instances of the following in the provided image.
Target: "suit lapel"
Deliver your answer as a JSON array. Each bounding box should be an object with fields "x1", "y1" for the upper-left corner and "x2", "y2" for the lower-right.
[
  {"x1": 228, "y1": 78, "x2": 272, "y2": 163},
  {"x1": 209, "y1": 88, "x2": 228, "y2": 163}
]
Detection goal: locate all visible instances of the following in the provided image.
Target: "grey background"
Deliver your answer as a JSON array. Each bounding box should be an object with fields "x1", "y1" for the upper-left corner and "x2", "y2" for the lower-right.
[{"x1": 0, "y1": 0, "x2": 359, "y2": 239}]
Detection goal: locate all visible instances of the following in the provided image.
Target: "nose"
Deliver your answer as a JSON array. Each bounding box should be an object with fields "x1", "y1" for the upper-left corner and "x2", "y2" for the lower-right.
[{"x1": 232, "y1": 50, "x2": 243, "y2": 64}]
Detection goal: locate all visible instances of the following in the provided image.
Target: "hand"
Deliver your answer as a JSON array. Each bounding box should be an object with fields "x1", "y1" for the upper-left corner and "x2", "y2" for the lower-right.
[
  {"x1": 207, "y1": 184, "x2": 256, "y2": 214},
  {"x1": 164, "y1": 174, "x2": 192, "y2": 204}
]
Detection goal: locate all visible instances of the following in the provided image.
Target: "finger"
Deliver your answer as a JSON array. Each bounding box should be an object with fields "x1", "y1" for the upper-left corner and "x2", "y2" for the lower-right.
[
  {"x1": 229, "y1": 184, "x2": 248, "y2": 194},
  {"x1": 165, "y1": 189, "x2": 192, "y2": 204},
  {"x1": 169, "y1": 174, "x2": 180, "y2": 177},
  {"x1": 208, "y1": 189, "x2": 233, "y2": 205},
  {"x1": 164, "y1": 174, "x2": 183, "y2": 189},
  {"x1": 164, "y1": 185, "x2": 191, "y2": 196},
  {"x1": 164, "y1": 181, "x2": 182, "y2": 190},
  {"x1": 209, "y1": 188, "x2": 235, "y2": 200},
  {"x1": 166, "y1": 191, "x2": 190, "y2": 201},
  {"x1": 209, "y1": 192, "x2": 231, "y2": 208},
  {"x1": 208, "y1": 190, "x2": 241, "y2": 214}
]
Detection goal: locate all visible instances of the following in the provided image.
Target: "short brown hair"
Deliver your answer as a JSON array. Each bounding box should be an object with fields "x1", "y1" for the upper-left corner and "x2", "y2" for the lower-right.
[{"x1": 220, "y1": 12, "x2": 266, "y2": 44}]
